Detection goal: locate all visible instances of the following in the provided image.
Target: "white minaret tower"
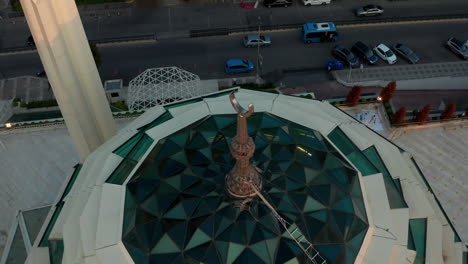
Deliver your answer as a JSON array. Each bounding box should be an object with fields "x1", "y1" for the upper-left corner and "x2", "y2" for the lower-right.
[{"x1": 20, "y1": 0, "x2": 116, "y2": 161}]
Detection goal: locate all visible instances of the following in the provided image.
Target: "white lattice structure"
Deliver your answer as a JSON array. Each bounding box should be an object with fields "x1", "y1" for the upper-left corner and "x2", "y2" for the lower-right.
[{"x1": 127, "y1": 67, "x2": 204, "y2": 111}]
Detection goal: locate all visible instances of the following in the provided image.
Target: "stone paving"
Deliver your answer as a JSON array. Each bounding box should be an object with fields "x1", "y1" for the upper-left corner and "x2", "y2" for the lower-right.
[
  {"x1": 0, "y1": 118, "x2": 135, "y2": 259},
  {"x1": 392, "y1": 122, "x2": 468, "y2": 243}
]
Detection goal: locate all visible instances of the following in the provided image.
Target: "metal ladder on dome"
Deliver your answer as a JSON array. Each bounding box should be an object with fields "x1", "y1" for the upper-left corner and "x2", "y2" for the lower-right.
[{"x1": 250, "y1": 184, "x2": 327, "y2": 264}]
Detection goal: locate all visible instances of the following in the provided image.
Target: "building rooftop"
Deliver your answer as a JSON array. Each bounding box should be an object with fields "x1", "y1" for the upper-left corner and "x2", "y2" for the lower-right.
[{"x1": 0, "y1": 89, "x2": 466, "y2": 263}]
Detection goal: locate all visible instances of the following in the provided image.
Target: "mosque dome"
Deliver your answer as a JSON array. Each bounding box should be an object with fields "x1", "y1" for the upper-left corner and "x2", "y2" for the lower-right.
[{"x1": 121, "y1": 111, "x2": 368, "y2": 263}]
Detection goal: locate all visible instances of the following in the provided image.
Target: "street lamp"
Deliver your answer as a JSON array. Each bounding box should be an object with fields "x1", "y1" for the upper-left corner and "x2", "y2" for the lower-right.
[{"x1": 256, "y1": 16, "x2": 262, "y2": 84}]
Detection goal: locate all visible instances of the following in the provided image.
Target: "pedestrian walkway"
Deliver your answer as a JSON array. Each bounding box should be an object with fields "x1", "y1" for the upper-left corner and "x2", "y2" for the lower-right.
[
  {"x1": 0, "y1": 76, "x2": 53, "y2": 102},
  {"x1": 333, "y1": 61, "x2": 468, "y2": 90}
]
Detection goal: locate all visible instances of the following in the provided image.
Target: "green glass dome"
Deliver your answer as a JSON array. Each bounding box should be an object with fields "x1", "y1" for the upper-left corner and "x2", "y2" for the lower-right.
[{"x1": 122, "y1": 112, "x2": 368, "y2": 264}]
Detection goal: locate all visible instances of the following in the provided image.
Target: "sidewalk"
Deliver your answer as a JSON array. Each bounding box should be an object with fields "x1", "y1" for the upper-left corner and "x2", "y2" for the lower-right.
[{"x1": 332, "y1": 61, "x2": 468, "y2": 90}]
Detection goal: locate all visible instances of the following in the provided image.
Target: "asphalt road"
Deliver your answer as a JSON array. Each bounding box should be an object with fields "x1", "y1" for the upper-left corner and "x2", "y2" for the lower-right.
[
  {"x1": 1, "y1": 0, "x2": 468, "y2": 49},
  {"x1": 1, "y1": 20, "x2": 467, "y2": 87}
]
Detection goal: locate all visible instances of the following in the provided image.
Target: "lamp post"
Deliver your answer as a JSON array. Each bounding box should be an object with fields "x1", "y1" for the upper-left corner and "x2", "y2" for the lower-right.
[{"x1": 256, "y1": 16, "x2": 261, "y2": 84}]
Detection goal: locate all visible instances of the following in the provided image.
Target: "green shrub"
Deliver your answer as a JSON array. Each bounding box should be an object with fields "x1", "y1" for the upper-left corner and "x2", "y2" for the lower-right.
[
  {"x1": 25, "y1": 99, "x2": 58, "y2": 109},
  {"x1": 112, "y1": 102, "x2": 129, "y2": 111},
  {"x1": 240, "y1": 82, "x2": 275, "y2": 90},
  {"x1": 299, "y1": 94, "x2": 313, "y2": 99}
]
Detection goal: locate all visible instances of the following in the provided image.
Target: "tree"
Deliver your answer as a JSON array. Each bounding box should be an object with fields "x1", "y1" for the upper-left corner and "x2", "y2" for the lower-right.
[
  {"x1": 440, "y1": 101, "x2": 457, "y2": 120},
  {"x1": 346, "y1": 86, "x2": 363, "y2": 106},
  {"x1": 392, "y1": 106, "x2": 407, "y2": 124},
  {"x1": 417, "y1": 105, "x2": 431, "y2": 125},
  {"x1": 380, "y1": 81, "x2": 397, "y2": 101},
  {"x1": 89, "y1": 42, "x2": 101, "y2": 68}
]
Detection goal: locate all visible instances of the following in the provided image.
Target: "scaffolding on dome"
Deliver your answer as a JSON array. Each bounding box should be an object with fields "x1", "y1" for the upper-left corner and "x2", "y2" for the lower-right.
[{"x1": 127, "y1": 67, "x2": 206, "y2": 111}]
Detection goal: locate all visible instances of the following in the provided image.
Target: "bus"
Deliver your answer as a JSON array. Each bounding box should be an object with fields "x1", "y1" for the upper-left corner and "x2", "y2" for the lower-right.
[{"x1": 302, "y1": 22, "x2": 339, "y2": 43}]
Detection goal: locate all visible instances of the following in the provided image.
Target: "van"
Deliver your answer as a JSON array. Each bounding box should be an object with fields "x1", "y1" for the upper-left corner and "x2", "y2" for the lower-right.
[{"x1": 302, "y1": 0, "x2": 330, "y2": 6}]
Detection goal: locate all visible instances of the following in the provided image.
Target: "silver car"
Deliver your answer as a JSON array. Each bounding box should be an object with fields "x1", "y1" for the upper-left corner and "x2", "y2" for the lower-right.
[
  {"x1": 446, "y1": 37, "x2": 468, "y2": 60},
  {"x1": 355, "y1": 4, "x2": 384, "y2": 17},
  {"x1": 392, "y1": 43, "x2": 420, "y2": 64},
  {"x1": 243, "y1": 34, "x2": 272, "y2": 48}
]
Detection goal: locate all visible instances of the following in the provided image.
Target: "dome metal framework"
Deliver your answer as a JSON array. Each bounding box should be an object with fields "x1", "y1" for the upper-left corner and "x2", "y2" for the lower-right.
[{"x1": 127, "y1": 67, "x2": 204, "y2": 111}]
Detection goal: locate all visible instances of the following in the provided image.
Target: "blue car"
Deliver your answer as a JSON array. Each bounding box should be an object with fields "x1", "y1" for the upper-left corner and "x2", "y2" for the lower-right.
[{"x1": 225, "y1": 59, "x2": 254, "y2": 74}]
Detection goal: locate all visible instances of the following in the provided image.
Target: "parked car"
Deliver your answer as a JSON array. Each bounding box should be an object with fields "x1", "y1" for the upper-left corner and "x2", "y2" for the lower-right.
[
  {"x1": 243, "y1": 34, "x2": 272, "y2": 48},
  {"x1": 392, "y1": 43, "x2": 420, "y2": 64},
  {"x1": 264, "y1": 0, "x2": 292, "y2": 8},
  {"x1": 302, "y1": 0, "x2": 330, "y2": 6},
  {"x1": 332, "y1": 45, "x2": 359, "y2": 67},
  {"x1": 373, "y1": 44, "x2": 397, "y2": 64},
  {"x1": 225, "y1": 59, "x2": 254, "y2": 74},
  {"x1": 355, "y1": 4, "x2": 384, "y2": 17},
  {"x1": 351, "y1": 41, "x2": 378, "y2": 64},
  {"x1": 446, "y1": 37, "x2": 468, "y2": 60},
  {"x1": 36, "y1": 69, "x2": 47, "y2": 77}
]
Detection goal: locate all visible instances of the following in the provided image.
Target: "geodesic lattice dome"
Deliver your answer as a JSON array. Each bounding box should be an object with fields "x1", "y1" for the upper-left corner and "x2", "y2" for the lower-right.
[{"x1": 127, "y1": 67, "x2": 202, "y2": 111}]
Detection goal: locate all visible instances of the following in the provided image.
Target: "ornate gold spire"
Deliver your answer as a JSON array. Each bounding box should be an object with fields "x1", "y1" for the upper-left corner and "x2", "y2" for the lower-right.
[{"x1": 225, "y1": 93, "x2": 262, "y2": 198}]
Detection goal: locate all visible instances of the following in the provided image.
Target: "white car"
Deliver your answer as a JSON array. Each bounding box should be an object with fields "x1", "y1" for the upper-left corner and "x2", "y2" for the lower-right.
[
  {"x1": 302, "y1": 0, "x2": 330, "y2": 5},
  {"x1": 373, "y1": 43, "x2": 397, "y2": 64}
]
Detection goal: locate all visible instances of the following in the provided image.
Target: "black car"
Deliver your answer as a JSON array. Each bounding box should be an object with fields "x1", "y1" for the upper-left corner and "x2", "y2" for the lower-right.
[
  {"x1": 351, "y1": 41, "x2": 378, "y2": 64},
  {"x1": 332, "y1": 45, "x2": 359, "y2": 67},
  {"x1": 264, "y1": 0, "x2": 292, "y2": 8},
  {"x1": 392, "y1": 43, "x2": 420, "y2": 64}
]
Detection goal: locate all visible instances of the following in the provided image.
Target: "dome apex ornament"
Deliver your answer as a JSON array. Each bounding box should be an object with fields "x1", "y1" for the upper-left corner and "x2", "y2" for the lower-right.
[{"x1": 225, "y1": 93, "x2": 262, "y2": 198}]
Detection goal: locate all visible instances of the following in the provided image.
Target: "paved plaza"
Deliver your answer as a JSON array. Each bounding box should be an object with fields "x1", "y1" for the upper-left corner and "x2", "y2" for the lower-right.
[{"x1": 392, "y1": 122, "x2": 468, "y2": 244}]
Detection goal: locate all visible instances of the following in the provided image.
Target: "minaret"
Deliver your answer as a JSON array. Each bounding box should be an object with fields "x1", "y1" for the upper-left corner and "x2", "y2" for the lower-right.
[
  {"x1": 225, "y1": 93, "x2": 262, "y2": 198},
  {"x1": 20, "y1": 0, "x2": 116, "y2": 161}
]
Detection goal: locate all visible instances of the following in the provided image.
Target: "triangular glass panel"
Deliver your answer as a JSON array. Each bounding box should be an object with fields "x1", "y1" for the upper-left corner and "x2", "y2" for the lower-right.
[
  {"x1": 254, "y1": 134, "x2": 269, "y2": 150},
  {"x1": 227, "y1": 243, "x2": 246, "y2": 263},
  {"x1": 156, "y1": 139, "x2": 182, "y2": 160},
  {"x1": 186, "y1": 132, "x2": 209, "y2": 150},
  {"x1": 164, "y1": 202, "x2": 186, "y2": 219},
  {"x1": 234, "y1": 248, "x2": 266, "y2": 264},
  {"x1": 323, "y1": 153, "x2": 345, "y2": 170},
  {"x1": 307, "y1": 185, "x2": 331, "y2": 205},
  {"x1": 303, "y1": 167, "x2": 320, "y2": 184},
  {"x1": 303, "y1": 197, "x2": 325, "y2": 213},
  {"x1": 348, "y1": 229, "x2": 366, "y2": 251},
  {"x1": 214, "y1": 241, "x2": 230, "y2": 264},
  {"x1": 159, "y1": 159, "x2": 186, "y2": 178},
  {"x1": 265, "y1": 237, "x2": 279, "y2": 262},
  {"x1": 151, "y1": 233, "x2": 180, "y2": 254},
  {"x1": 348, "y1": 216, "x2": 368, "y2": 241},
  {"x1": 165, "y1": 175, "x2": 182, "y2": 191},
  {"x1": 307, "y1": 210, "x2": 327, "y2": 223},
  {"x1": 213, "y1": 115, "x2": 236, "y2": 130},
  {"x1": 250, "y1": 240, "x2": 271, "y2": 263},
  {"x1": 140, "y1": 194, "x2": 160, "y2": 217},
  {"x1": 168, "y1": 132, "x2": 189, "y2": 148},
  {"x1": 273, "y1": 128, "x2": 295, "y2": 145},
  {"x1": 333, "y1": 197, "x2": 354, "y2": 214},
  {"x1": 260, "y1": 114, "x2": 285, "y2": 129},
  {"x1": 185, "y1": 228, "x2": 212, "y2": 251},
  {"x1": 166, "y1": 221, "x2": 190, "y2": 249},
  {"x1": 314, "y1": 244, "x2": 343, "y2": 263}
]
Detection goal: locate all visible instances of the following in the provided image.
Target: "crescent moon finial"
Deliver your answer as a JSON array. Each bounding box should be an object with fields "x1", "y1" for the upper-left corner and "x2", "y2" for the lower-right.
[{"x1": 229, "y1": 92, "x2": 254, "y2": 117}]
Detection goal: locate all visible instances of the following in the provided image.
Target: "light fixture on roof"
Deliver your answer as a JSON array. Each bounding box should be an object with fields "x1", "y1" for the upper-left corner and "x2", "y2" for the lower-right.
[{"x1": 5, "y1": 123, "x2": 12, "y2": 128}]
